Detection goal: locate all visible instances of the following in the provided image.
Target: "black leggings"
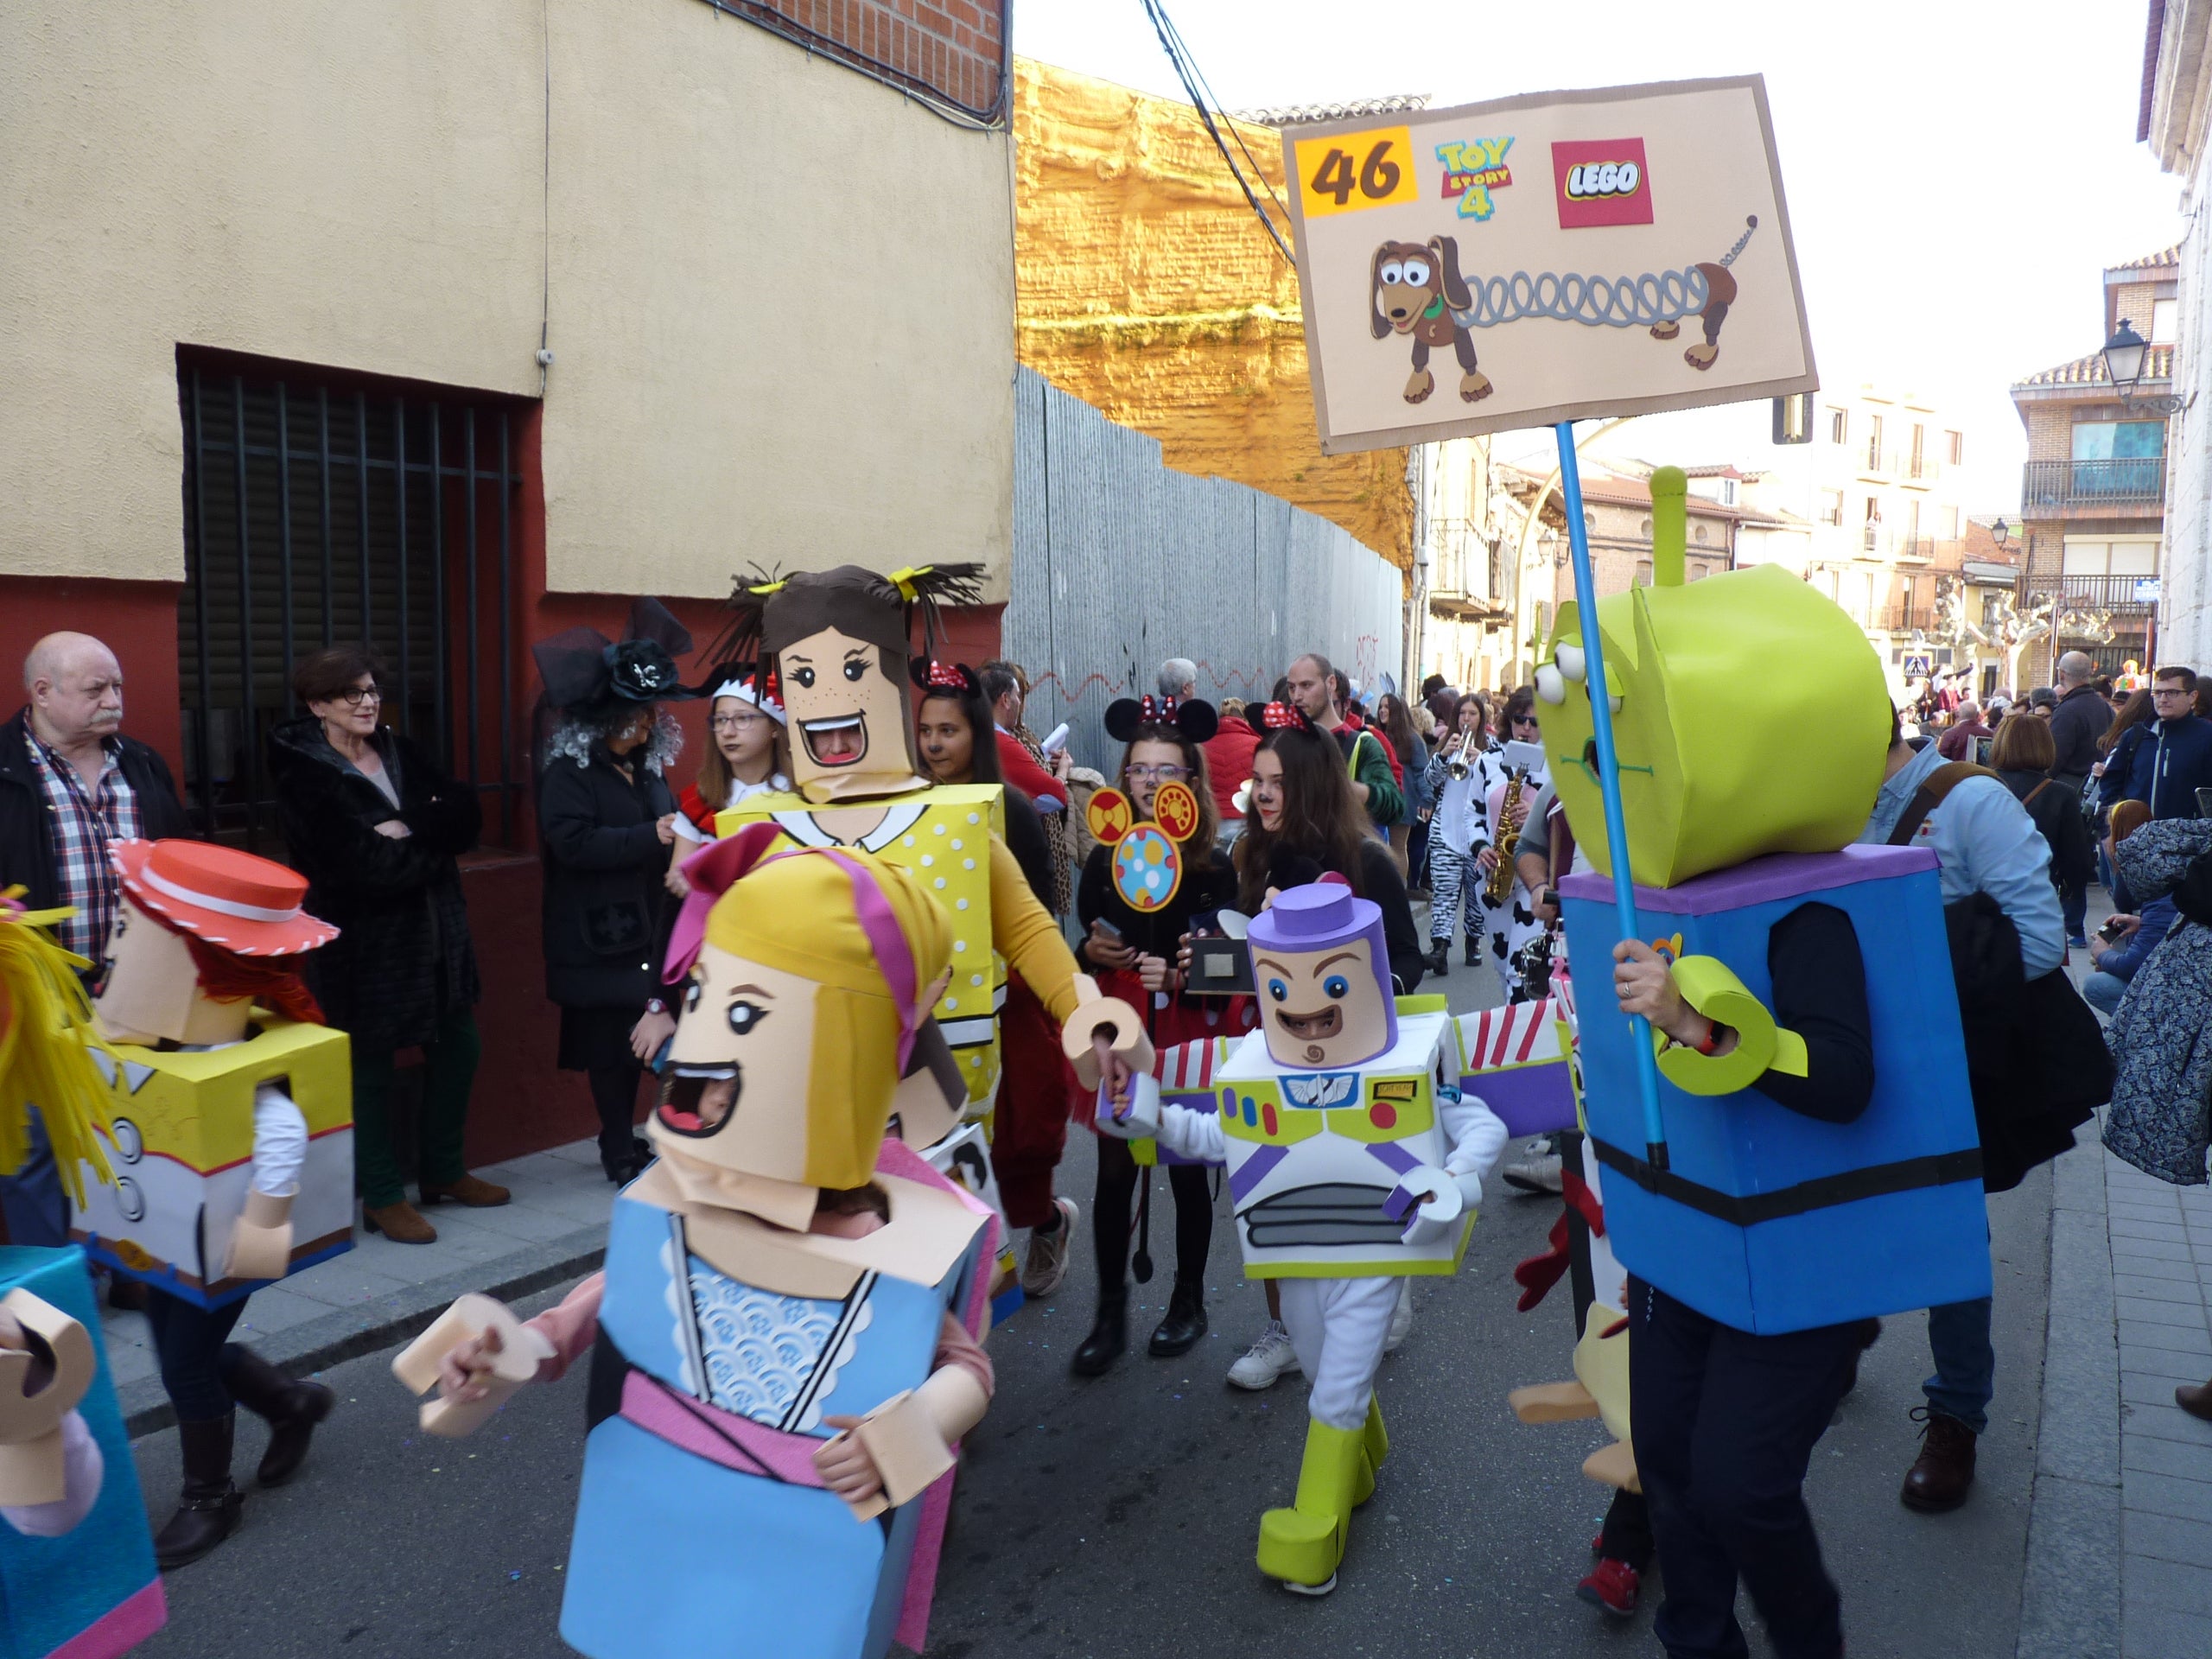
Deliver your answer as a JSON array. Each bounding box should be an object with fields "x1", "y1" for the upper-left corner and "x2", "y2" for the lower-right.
[
  {"x1": 588, "y1": 1061, "x2": 645, "y2": 1169},
  {"x1": 1092, "y1": 1135, "x2": 1212, "y2": 1296}
]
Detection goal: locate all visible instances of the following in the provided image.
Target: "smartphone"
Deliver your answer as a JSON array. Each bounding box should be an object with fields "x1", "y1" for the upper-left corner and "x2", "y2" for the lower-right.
[
  {"x1": 2098, "y1": 915, "x2": 2130, "y2": 943},
  {"x1": 1090, "y1": 918, "x2": 1125, "y2": 943}
]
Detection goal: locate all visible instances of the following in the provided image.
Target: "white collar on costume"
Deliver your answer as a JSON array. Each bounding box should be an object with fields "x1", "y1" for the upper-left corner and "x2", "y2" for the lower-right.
[{"x1": 770, "y1": 798, "x2": 929, "y2": 852}]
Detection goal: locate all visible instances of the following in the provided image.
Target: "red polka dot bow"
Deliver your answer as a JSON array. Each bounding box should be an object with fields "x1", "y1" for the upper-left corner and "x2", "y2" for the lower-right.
[
  {"x1": 925, "y1": 661, "x2": 970, "y2": 692},
  {"x1": 1140, "y1": 694, "x2": 1179, "y2": 722},
  {"x1": 1262, "y1": 702, "x2": 1306, "y2": 731}
]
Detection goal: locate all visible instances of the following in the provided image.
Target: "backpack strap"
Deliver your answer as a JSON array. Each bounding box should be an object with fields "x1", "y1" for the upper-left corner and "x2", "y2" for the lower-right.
[
  {"x1": 2021, "y1": 779, "x2": 2056, "y2": 810},
  {"x1": 1888, "y1": 761, "x2": 2000, "y2": 848}
]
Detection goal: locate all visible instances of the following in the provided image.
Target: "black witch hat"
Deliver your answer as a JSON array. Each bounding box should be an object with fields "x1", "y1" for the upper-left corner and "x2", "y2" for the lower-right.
[{"x1": 531, "y1": 597, "x2": 699, "y2": 718}]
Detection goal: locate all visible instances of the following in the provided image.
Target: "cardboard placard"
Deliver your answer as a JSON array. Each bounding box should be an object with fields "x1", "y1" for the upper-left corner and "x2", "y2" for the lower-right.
[{"x1": 1281, "y1": 76, "x2": 1815, "y2": 451}]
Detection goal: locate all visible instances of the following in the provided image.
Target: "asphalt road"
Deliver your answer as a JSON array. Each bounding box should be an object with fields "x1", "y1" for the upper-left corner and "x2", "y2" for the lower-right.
[{"x1": 127, "y1": 948, "x2": 2050, "y2": 1658}]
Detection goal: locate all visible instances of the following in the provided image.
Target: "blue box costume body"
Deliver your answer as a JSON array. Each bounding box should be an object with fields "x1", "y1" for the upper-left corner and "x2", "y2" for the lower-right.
[
  {"x1": 0, "y1": 1247, "x2": 164, "y2": 1659},
  {"x1": 1560, "y1": 845, "x2": 1992, "y2": 1335}
]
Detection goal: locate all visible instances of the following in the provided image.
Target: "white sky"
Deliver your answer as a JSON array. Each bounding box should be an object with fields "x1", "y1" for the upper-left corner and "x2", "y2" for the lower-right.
[{"x1": 1014, "y1": 0, "x2": 2186, "y2": 513}]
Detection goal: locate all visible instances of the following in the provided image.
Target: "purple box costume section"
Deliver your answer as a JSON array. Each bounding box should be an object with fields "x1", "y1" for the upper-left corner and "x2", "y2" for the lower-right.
[
  {"x1": 1559, "y1": 845, "x2": 1992, "y2": 1335},
  {"x1": 1246, "y1": 884, "x2": 1399, "y2": 1065},
  {"x1": 1454, "y1": 998, "x2": 1579, "y2": 1137}
]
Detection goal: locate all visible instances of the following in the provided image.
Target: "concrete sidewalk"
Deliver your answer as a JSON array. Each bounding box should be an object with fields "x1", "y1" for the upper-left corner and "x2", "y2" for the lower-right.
[{"x1": 100, "y1": 1139, "x2": 615, "y2": 1435}]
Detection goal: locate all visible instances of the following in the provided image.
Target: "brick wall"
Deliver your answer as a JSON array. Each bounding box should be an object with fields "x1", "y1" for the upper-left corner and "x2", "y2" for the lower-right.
[{"x1": 731, "y1": 0, "x2": 1006, "y2": 118}]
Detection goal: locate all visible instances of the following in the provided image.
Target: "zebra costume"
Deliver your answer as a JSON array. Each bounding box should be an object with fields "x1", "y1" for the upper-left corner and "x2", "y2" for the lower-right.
[{"x1": 1423, "y1": 733, "x2": 1495, "y2": 950}]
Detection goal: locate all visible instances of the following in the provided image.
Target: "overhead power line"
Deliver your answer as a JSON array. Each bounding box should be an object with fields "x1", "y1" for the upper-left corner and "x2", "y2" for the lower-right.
[{"x1": 1137, "y1": 0, "x2": 1295, "y2": 265}]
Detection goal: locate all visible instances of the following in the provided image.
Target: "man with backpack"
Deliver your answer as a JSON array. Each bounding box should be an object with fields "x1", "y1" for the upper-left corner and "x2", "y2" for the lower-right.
[{"x1": 1859, "y1": 703, "x2": 2107, "y2": 1516}]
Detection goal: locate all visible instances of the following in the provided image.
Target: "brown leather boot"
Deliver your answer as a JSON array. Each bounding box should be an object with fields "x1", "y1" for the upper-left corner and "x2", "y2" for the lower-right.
[
  {"x1": 1900, "y1": 1407, "x2": 1978, "y2": 1511},
  {"x1": 362, "y1": 1200, "x2": 436, "y2": 1243},
  {"x1": 2177, "y1": 1380, "x2": 2212, "y2": 1422},
  {"x1": 153, "y1": 1414, "x2": 243, "y2": 1569},
  {"x1": 419, "y1": 1173, "x2": 512, "y2": 1208},
  {"x1": 226, "y1": 1347, "x2": 335, "y2": 1486}
]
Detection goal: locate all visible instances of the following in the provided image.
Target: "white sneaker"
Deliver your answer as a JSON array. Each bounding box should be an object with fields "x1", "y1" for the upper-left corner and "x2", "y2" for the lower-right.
[
  {"x1": 1020, "y1": 1198, "x2": 1079, "y2": 1297},
  {"x1": 1502, "y1": 1140, "x2": 1564, "y2": 1195},
  {"x1": 1227, "y1": 1320, "x2": 1300, "y2": 1390},
  {"x1": 1384, "y1": 1279, "x2": 1414, "y2": 1353}
]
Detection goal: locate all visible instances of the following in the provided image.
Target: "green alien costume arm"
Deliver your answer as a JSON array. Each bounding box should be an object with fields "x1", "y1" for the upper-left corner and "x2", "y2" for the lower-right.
[{"x1": 1655, "y1": 904, "x2": 1875, "y2": 1124}]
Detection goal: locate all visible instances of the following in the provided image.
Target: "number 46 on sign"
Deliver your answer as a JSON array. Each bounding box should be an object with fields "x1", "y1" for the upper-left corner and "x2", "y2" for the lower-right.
[{"x1": 1294, "y1": 127, "x2": 1421, "y2": 218}]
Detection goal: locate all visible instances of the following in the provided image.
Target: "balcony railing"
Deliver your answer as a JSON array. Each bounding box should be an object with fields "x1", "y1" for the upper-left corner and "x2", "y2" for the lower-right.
[
  {"x1": 1877, "y1": 605, "x2": 1939, "y2": 633},
  {"x1": 2031, "y1": 574, "x2": 2161, "y2": 617},
  {"x1": 2021, "y1": 457, "x2": 2167, "y2": 514}
]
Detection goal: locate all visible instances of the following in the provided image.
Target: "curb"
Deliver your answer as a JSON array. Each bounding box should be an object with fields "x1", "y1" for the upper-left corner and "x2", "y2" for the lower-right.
[{"x1": 121, "y1": 1224, "x2": 607, "y2": 1440}]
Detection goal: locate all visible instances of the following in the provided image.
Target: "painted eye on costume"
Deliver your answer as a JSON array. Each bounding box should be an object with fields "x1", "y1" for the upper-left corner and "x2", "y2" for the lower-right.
[
  {"x1": 683, "y1": 979, "x2": 702, "y2": 1013},
  {"x1": 792, "y1": 666, "x2": 817, "y2": 689},
  {"x1": 843, "y1": 658, "x2": 868, "y2": 682},
  {"x1": 1378, "y1": 261, "x2": 1404, "y2": 284},
  {"x1": 1267, "y1": 978, "x2": 1288, "y2": 1001},
  {"x1": 1324, "y1": 976, "x2": 1350, "y2": 998},
  {"x1": 727, "y1": 1000, "x2": 768, "y2": 1036},
  {"x1": 1402, "y1": 259, "x2": 1431, "y2": 287}
]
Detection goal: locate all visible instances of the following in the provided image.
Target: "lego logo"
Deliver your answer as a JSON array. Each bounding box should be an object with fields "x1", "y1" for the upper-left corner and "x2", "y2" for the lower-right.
[{"x1": 1565, "y1": 161, "x2": 1641, "y2": 200}]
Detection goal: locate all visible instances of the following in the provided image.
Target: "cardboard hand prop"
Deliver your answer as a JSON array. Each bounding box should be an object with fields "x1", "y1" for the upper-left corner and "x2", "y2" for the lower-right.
[
  {"x1": 391, "y1": 1293, "x2": 557, "y2": 1439},
  {"x1": 1248, "y1": 884, "x2": 1398, "y2": 1071},
  {"x1": 1535, "y1": 468, "x2": 1890, "y2": 888},
  {"x1": 0, "y1": 1291, "x2": 96, "y2": 1508}
]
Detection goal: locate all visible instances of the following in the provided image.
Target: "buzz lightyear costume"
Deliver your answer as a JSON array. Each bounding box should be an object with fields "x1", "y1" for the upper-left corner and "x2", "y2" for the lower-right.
[{"x1": 1098, "y1": 883, "x2": 1505, "y2": 1594}]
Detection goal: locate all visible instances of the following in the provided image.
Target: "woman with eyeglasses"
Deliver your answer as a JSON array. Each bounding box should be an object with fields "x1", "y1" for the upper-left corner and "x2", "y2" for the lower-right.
[
  {"x1": 267, "y1": 645, "x2": 506, "y2": 1246},
  {"x1": 1071, "y1": 696, "x2": 1253, "y2": 1377},
  {"x1": 670, "y1": 665, "x2": 790, "y2": 855}
]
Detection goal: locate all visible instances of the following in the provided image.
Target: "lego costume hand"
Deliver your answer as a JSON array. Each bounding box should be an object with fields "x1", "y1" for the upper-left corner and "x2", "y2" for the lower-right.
[
  {"x1": 221, "y1": 1188, "x2": 295, "y2": 1282},
  {"x1": 1389, "y1": 1164, "x2": 1480, "y2": 1246},
  {"x1": 1611, "y1": 939, "x2": 1719, "y2": 1049}
]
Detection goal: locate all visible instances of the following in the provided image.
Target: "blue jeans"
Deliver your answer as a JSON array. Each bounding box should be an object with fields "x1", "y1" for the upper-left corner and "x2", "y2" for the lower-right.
[
  {"x1": 0, "y1": 1107, "x2": 69, "y2": 1248},
  {"x1": 2082, "y1": 969, "x2": 2130, "y2": 1017},
  {"x1": 1925, "y1": 1297, "x2": 1994, "y2": 1434},
  {"x1": 143, "y1": 1287, "x2": 248, "y2": 1421}
]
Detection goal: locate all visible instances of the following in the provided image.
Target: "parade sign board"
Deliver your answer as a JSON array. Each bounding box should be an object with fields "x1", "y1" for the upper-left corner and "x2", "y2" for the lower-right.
[{"x1": 1282, "y1": 76, "x2": 1817, "y2": 453}]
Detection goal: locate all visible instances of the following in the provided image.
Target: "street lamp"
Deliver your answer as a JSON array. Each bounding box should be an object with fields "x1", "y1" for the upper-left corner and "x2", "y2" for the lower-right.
[
  {"x1": 1992, "y1": 518, "x2": 2009, "y2": 550},
  {"x1": 2101, "y1": 319, "x2": 2186, "y2": 416}
]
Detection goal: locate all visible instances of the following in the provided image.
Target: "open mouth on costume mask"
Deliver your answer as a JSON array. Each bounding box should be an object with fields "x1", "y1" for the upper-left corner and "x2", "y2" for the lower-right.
[
  {"x1": 1274, "y1": 1006, "x2": 1344, "y2": 1042},
  {"x1": 658, "y1": 1065, "x2": 741, "y2": 1137},
  {"x1": 800, "y1": 713, "x2": 868, "y2": 768}
]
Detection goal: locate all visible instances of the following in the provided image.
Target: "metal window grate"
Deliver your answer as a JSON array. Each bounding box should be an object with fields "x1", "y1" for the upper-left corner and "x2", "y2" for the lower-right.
[{"x1": 177, "y1": 365, "x2": 522, "y2": 854}]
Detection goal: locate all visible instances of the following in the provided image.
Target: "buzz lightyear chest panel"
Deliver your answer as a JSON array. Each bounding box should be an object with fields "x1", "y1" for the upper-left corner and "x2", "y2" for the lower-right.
[
  {"x1": 69, "y1": 1021, "x2": 355, "y2": 1309},
  {"x1": 1215, "y1": 1014, "x2": 1461, "y2": 1279},
  {"x1": 1560, "y1": 848, "x2": 1992, "y2": 1336},
  {"x1": 720, "y1": 785, "x2": 1007, "y2": 1104}
]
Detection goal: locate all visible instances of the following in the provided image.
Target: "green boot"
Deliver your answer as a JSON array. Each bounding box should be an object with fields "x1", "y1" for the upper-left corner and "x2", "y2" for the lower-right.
[
  {"x1": 1256, "y1": 1418, "x2": 1366, "y2": 1594},
  {"x1": 1351, "y1": 1395, "x2": 1388, "y2": 1507}
]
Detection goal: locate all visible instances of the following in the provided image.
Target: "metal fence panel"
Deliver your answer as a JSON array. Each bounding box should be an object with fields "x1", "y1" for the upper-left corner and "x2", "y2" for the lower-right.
[{"x1": 1005, "y1": 370, "x2": 1405, "y2": 776}]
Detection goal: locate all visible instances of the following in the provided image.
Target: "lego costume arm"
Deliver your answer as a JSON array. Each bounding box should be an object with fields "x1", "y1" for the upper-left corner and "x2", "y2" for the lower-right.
[
  {"x1": 1090, "y1": 1073, "x2": 1228, "y2": 1162},
  {"x1": 989, "y1": 837, "x2": 1081, "y2": 1023},
  {"x1": 223, "y1": 1083, "x2": 309, "y2": 1281},
  {"x1": 0, "y1": 1410, "x2": 100, "y2": 1538},
  {"x1": 0, "y1": 1299, "x2": 103, "y2": 1538}
]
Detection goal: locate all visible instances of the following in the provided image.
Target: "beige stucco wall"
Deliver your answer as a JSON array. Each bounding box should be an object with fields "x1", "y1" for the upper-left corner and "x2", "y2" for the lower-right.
[{"x1": 0, "y1": 0, "x2": 1014, "y2": 595}]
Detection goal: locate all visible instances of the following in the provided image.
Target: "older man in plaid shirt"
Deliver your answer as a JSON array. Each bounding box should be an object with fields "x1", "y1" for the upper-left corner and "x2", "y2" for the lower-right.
[{"x1": 0, "y1": 631, "x2": 190, "y2": 1244}]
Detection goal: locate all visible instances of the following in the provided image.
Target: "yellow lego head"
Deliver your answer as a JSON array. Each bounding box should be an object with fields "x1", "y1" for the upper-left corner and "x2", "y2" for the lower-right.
[
  {"x1": 662, "y1": 834, "x2": 952, "y2": 1192},
  {"x1": 1535, "y1": 468, "x2": 1891, "y2": 887}
]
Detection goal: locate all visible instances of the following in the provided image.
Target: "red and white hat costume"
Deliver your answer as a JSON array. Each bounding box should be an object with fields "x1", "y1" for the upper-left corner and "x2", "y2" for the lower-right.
[{"x1": 108, "y1": 840, "x2": 338, "y2": 958}]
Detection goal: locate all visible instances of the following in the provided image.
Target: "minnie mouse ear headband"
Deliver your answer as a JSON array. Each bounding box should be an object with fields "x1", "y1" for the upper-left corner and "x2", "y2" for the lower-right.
[
  {"x1": 909, "y1": 659, "x2": 982, "y2": 698},
  {"x1": 532, "y1": 597, "x2": 698, "y2": 715},
  {"x1": 1260, "y1": 701, "x2": 1319, "y2": 736},
  {"x1": 1104, "y1": 694, "x2": 1218, "y2": 745},
  {"x1": 704, "y1": 661, "x2": 786, "y2": 725}
]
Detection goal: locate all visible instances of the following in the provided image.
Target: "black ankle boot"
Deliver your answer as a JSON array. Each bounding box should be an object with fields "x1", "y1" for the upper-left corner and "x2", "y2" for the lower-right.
[
  {"x1": 1426, "y1": 940, "x2": 1450, "y2": 977},
  {"x1": 226, "y1": 1347, "x2": 335, "y2": 1486},
  {"x1": 155, "y1": 1414, "x2": 244, "y2": 1569},
  {"x1": 1072, "y1": 1296, "x2": 1127, "y2": 1377},
  {"x1": 1147, "y1": 1281, "x2": 1209, "y2": 1357}
]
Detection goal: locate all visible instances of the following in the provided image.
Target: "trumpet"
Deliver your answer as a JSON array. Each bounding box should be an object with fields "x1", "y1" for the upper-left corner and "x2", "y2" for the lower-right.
[{"x1": 1444, "y1": 733, "x2": 1478, "y2": 781}]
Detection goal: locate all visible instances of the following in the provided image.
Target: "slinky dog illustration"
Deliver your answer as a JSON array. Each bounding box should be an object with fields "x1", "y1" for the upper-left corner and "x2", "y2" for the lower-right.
[
  {"x1": 1369, "y1": 218, "x2": 1760, "y2": 403},
  {"x1": 1369, "y1": 238, "x2": 1492, "y2": 405}
]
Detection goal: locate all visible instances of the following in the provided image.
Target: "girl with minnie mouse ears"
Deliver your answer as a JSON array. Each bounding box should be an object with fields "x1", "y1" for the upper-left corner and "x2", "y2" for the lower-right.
[{"x1": 1070, "y1": 692, "x2": 1255, "y2": 1380}]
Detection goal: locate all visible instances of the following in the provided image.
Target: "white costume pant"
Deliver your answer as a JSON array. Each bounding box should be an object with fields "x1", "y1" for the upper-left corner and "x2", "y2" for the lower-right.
[{"x1": 1277, "y1": 1274, "x2": 1399, "y2": 1431}]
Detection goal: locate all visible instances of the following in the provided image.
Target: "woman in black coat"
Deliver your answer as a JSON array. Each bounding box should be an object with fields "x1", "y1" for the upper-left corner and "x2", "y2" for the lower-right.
[
  {"x1": 266, "y1": 645, "x2": 504, "y2": 1246},
  {"x1": 532, "y1": 604, "x2": 691, "y2": 1183}
]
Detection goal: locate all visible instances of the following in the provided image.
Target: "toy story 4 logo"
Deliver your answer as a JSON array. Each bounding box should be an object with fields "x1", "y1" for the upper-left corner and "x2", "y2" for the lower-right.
[{"x1": 1434, "y1": 137, "x2": 1514, "y2": 220}]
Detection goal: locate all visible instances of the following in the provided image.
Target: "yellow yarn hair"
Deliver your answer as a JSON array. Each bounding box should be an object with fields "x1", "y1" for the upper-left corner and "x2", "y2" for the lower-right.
[
  {"x1": 704, "y1": 851, "x2": 952, "y2": 1189},
  {"x1": 0, "y1": 892, "x2": 114, "y2": 1205}
]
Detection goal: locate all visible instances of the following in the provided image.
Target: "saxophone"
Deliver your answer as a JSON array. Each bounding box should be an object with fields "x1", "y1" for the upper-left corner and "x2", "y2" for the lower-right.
[{"x1": 1484, "y1": 768, "x2": 1525, "y2": 906}]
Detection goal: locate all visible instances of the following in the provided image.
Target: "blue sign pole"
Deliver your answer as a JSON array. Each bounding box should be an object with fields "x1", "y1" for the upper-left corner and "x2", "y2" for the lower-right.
[{"x1": 1553, "y1": 422, "x2": 1669, "y2": 1171}]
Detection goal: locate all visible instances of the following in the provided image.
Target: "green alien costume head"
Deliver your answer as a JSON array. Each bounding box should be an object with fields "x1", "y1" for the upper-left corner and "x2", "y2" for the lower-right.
[{"x1": 1535, "y1": 467, "x2": 1891, "y2": 888}]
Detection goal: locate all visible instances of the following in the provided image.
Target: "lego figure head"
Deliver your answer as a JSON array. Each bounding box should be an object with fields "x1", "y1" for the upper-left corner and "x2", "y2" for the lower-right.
[
  {"x1": 721, "y1": 563, "x2": 984, "y2": 804},
  {"x1": 1534, "y1": 467, "x2": 1891, "y2": 889},
  {"x1": 659, "y1": 826, "x2": 952, "y2": 1191},
  {"x1": 93, "y1": 841, "x2": 336, "y2": 1046},
  {"x1": 1246, "y1": 882, "x2": 1397, "y2": 1069}
]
